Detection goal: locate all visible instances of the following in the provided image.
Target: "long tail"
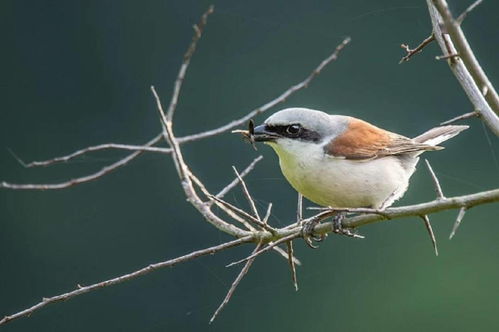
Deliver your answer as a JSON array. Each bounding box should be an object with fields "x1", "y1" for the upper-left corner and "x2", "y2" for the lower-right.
[{"x1": 413, "y1": 125, "x2": 469, "y2": 146}]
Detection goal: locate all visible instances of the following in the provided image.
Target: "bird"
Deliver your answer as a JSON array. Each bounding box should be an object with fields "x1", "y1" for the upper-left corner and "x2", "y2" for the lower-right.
[{"x1": 248, "y1": 108, "x2": 468, "y2": 244}]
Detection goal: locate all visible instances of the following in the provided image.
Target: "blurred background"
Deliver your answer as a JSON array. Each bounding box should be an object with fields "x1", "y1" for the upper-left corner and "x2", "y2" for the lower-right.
[{"x1": 1, "y1": 0, "x2": 498, "y2": 331}]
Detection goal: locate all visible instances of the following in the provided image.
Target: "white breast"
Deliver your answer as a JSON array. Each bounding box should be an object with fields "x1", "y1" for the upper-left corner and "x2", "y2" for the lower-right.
[{"x1": 268, "y1": 140, "x2": 418, "y2": 209}]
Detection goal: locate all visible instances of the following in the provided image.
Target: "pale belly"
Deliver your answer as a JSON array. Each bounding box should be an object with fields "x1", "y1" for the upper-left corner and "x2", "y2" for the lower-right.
[{"x1": 277, "y1": 151, "x2": 417, "y2": 209}]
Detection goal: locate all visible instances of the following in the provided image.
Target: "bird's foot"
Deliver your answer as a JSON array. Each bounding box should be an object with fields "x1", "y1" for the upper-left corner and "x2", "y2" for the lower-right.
[
  {"x1": 332, "y1": 212, "x2": 364, "y2": 239},
  {"x1": 301, "y1": 218, "x2": 327, "y2": 249}
]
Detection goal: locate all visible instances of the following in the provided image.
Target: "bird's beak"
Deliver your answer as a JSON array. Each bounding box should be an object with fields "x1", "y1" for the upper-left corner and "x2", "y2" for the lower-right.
[{"x1": 252, "y1": 125, "x2": 279, "y2": 142}]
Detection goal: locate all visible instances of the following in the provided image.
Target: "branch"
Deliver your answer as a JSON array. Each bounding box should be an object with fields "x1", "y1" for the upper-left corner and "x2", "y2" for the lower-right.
[
  {"x1": 1, "y1": 134, "x2": 163, "y2": 190},
  {"x1": 427, "y1": 0, "x2": 499, "y2": 136},
  {"x1": 2, "y1": 189, "x2": 497, "y2": 325},
  {"x1": 0, "y1": 236, "x2": 252, "y2": 326},
  {"x1": 1, "y1": 37, "x2": 351, "y2": 189},
  {"x1": 166, "y1": 5, "x2": 213, "y2": 122}
]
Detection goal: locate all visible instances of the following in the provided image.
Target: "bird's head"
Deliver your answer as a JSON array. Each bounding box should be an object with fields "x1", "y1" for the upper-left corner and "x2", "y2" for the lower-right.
[{"x1": 252, "y1": 108, "x2": 348, "y2": 158}]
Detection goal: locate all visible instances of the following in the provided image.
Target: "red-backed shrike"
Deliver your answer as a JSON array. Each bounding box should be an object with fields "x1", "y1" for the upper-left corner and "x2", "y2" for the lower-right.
[{"x1": 250, "y1": 108, "x2": 467, "y2": 242}]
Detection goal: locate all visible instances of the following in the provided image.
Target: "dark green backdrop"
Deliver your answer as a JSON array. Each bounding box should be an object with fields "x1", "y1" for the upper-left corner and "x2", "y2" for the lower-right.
[{"x1": 1, "y1": 1, "x2": 498, "y2": 331}]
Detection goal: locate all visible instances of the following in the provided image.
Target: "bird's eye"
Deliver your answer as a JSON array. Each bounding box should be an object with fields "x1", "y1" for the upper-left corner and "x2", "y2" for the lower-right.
[{"x1": 286, "y1": 124, "x2": 301, "y2": 136}]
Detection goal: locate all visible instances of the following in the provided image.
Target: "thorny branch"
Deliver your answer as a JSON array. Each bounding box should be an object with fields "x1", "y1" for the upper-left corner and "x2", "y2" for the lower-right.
[
  {"x1": 2, "y1": 2, "x2": 499, "y2": 327},
  {"x1": 427, "y1": 0, "x2": 499, "y2": 135}
]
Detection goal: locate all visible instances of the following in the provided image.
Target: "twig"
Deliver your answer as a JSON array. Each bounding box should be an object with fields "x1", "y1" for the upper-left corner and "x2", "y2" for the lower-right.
[
  {"x1": 428, "y1": 0, "x2": 499, "y2": 135},
  {"x1": 286, "y1": 241, "x2": 299, "y2": 291},
  {"x1": 424, "y1": 159, "x2": 445, "y2": 199},
  {"x1": 272, "y1": 246, "x2": 302, "y2": 266},
  {"x1": 8, "y1": 143, "x2": 171, "y2": 168},
  {"x1": 399, "y1": 33, "x2": 435, "y2": 64},
  {"x1": 226, "y1": 233, "x2": 300, "y2": 267},
  {"x1": 209, "y1": 242, "x2": 262, "y2": 324},
  {"x1": 421, "y1": 215, "x2": 439, "y2": 256},
  {"x1": 166, "y1": 5, "x2": 213, "y2": 122},
  {"x1": 297, "y1": 193, "x2": 303, "y2": 224},
  {"x1": 232, "y1": 166, "x2": 261, "y2": 220},
  {"x1": 449, "y1": 206, "x2": 467, "y2": 239},
  {"x1": 440, "y1": 111, "x2": 479, "y2": 125},
  {"x1": 0, "y1": 134, "x2": 163, "y2": 190},
  {"x1": 456, "y1": 0, "x2": 483, "y2": 24},
  {"x1": 173, "y1": 36, "x2": 352, "y2": 144},
  {"x1": 215, "y1": 156, "x2": 263, "y2": 199},
  {"x1": 263, "y1": 203, "x2": 273, "y2": 225},
  {"x1": 0, "y1": 236, "x2": 252, "y2": 326}
]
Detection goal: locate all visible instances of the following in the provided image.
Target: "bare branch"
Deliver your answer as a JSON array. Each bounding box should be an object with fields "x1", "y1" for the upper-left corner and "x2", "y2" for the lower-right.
[
  {"x1": 428, "y1": 0, "x2": 499, "y2": 135},
  {"x1": 209, "y1": 242, "x2": 262, "y2": 324},
  {"x1": 449, "y1": 206, "x2": 467, "y2": 239},
  {"x1": 166, "y1": 5, "x2": 214, "y2": 122},
  {"x1": 399, "y1": 33, "x2": 435, "y2": 64},
  {"x1": 440, "y1": 111, "x2": 479, "y2": 125},
  {"x1": 339, "y1": 188, "x2": 499, "y2": 230},
  {"x1": 421, "y1": 214, "x2": 439, "y2": 256},
  {"x1": 9, "y1": 142, "x2": 171, "y2": 168},
  {"x1": 2, "y1": 37, "x2": 350, "y2": 190},
  {"x1": 0, "y1": 134, "x2": 163, "y2": 190},
  {"x1": 424, "y1": 159, "x2": 445, "y2": 199},
  {"x1": 3, "y1": 188, "x2": 497, "y2": 325},
  {"x1": 0, "y1": 236, "x2": 252, "y2": 326}
]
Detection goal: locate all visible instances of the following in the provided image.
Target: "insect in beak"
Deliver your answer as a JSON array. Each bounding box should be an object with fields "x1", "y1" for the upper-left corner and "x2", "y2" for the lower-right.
[{"x1": 231, "y1": 119, "x2": 258, "y2": 150}]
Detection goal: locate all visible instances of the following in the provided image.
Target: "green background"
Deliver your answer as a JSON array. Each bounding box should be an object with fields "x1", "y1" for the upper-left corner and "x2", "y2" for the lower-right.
[{"x1": 1, "y1": 0, "x2": 499, "y2": 331}]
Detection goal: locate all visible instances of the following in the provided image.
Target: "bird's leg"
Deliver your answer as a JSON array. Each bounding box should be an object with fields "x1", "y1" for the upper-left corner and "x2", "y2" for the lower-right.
[{"x1": 332, "y1": 212, "x2": 345, "y2": 233}]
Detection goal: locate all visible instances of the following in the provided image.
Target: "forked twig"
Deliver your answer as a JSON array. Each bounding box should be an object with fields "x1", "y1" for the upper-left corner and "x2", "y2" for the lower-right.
[{"x1": 399, "y1": 33, "x2": 435, "y2": 64}]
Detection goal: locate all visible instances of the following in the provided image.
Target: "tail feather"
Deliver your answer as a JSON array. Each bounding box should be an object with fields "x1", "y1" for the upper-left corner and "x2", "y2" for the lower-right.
[{"x1": 413, "y1": 125, "x2": 469, "y2": 146}]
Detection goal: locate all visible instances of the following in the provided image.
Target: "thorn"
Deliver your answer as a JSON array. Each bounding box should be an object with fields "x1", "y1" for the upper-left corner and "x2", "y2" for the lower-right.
[
  {"x1": 421, "y1": 215, "x2": 438, "y2": 256},
  {"x1": 436, "y1": 53, "x2": 459, "y2": 61},
  {"x1": 424, "y1": 159, "x2": 445, "y2": 200},
  {"x1": 449, "y1": 207, "x2": 467, "y2": 239}
]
